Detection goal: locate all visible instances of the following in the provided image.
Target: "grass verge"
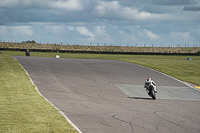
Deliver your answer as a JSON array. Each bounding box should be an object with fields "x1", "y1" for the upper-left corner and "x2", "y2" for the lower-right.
[{"x1": 0, "y1": 53, "x2": 77, "y2": 132}]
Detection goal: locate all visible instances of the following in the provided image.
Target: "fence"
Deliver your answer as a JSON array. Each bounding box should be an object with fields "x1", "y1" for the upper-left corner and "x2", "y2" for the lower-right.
[{"x1": 0, "y1": 40, "x2": 199, "y2": 48}]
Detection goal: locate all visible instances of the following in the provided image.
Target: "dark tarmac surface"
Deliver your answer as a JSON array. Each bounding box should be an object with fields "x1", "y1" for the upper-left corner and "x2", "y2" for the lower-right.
[{"x1": 14, "y1": 56, "x2": 200, "y2": 133}]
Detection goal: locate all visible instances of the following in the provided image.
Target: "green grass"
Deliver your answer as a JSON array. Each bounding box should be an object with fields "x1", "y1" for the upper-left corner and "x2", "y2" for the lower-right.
[
  {"x1": 121, "y1": 56, "x2": 200, "y2": 86},
  {"x1": 0, "y1": 53, "x2": 77, "y2": 132}
]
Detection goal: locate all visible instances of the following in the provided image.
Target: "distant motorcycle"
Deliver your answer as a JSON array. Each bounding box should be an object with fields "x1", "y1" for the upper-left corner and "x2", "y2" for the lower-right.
[
  {"x1": 25, "y1": 50, "x2": 30, "y2": 56},
  {"x1": 144, "y1": 77, "x2": 157, "y2": 100}
]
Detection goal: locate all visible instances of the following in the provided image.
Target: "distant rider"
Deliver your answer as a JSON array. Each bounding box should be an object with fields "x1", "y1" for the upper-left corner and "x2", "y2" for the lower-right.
[
  {"x1": 25, "y1": 49, "x2": 30, "y2": 56},
  {"x1": 144, "y1": 77, "x2": 157, "y2": 94}
]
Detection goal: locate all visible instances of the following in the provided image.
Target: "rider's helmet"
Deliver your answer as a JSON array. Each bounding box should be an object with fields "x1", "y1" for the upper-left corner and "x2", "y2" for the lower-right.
[
  {"x1": 145, "y1": 77, "x2": 151, "y2": 86},
  {"x1": 146, "y1": 77, "x2": 151, "y2": 82}
]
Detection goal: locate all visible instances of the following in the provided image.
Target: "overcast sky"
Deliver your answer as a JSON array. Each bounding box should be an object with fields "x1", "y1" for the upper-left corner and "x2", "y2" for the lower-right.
[{"x1": 0, "y1": 0, "x2": 200, "y2": 46}]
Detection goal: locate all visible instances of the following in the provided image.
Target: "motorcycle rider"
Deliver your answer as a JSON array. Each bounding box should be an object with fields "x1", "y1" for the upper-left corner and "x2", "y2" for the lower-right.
[
  {"x1": 144, "y1": 77, "x2": 157, "y2": 94},
  {"x1": 25, "y1": 49, "x2": 30, "y2": 56}
]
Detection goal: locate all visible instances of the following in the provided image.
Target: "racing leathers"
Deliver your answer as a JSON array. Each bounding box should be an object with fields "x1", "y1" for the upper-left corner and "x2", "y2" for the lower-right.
[{"x1": 144, "y1": 77, "x2": 157, "y2": 94}]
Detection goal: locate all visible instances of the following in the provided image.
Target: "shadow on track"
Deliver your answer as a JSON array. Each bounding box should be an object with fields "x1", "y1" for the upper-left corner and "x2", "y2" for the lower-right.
[{"x1": 128, "y1": 97, "x2": 152, "y2": 100}]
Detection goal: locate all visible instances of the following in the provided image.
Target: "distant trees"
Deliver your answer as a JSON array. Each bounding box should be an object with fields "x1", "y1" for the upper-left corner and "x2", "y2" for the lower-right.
[{"x1": 22, "y1": 40, "x2": 36, "y2": 43}]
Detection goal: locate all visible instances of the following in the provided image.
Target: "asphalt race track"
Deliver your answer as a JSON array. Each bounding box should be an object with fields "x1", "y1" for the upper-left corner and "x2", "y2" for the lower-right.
[{"x1": 14, "y1": 56, "x2": 200, "y2": 133}]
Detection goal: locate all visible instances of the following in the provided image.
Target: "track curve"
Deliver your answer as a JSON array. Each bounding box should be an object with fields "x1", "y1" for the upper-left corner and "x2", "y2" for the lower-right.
[{"x1": 14, "y1": 56, "x2": 200, "y2": 133}]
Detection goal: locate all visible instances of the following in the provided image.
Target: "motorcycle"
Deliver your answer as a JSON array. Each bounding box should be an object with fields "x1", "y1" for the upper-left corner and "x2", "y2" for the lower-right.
[
  {"x1": 25, "y1": 51, "x2": 30, "y2": 56},
  {"x1": 144, "y1": 83, "x2": 156, "y2": 100}
]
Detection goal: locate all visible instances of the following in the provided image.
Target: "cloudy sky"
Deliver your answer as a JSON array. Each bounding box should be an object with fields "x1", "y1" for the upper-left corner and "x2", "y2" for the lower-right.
[{"x1": 0, "y1": 0, "x2": 200, "y2": 46}]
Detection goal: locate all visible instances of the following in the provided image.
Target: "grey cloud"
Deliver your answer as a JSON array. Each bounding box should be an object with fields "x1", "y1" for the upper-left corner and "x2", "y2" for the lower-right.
[
  {"x1": 0, "y1": 9, "x2": 10, "y2": 25},
  {"x1": 0, "y1": 0, "x2": 85, "y2": 11},
  {"x1": 0, "y1": 8, "x2": 95, "y2": 25},
  {"x1": 0, "y1": 0, "x2": 95, "y2": 25},
  {"x1": 153, "y1": 0, "x2": 195, "y2": 5},
  {"x1": 183, "y1": 5, "x2": 200, "y2": 11},
  {"x1": 0, "y1": 0, "x2": 200, "y2": 45},
  {"x1": 93, "y1": 1, "x2": 183, "y2": 22},
  {"x1": 0, "y1": 9, "x2": 51, "y2": 24}
]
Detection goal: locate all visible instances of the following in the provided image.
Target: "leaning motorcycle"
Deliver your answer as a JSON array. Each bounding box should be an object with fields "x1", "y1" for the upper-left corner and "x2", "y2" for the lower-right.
[{"x1": 145, "y1": 83, "x2": 156, "y2": 100}]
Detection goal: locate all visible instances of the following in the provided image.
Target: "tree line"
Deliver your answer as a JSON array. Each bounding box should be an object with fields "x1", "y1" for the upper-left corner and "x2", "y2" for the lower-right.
[{"x1": 21, "y1": 40, "x2": 36, "y2": 43}]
